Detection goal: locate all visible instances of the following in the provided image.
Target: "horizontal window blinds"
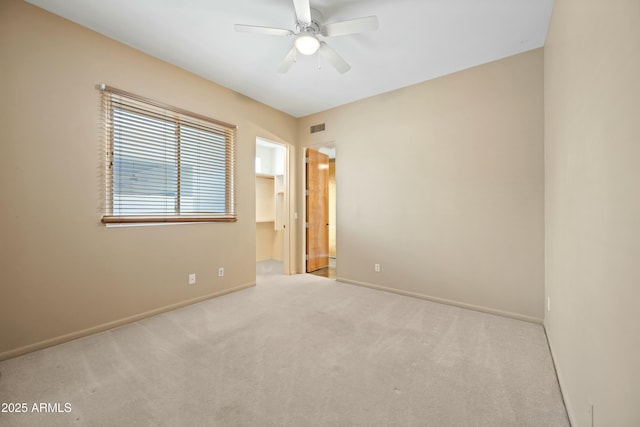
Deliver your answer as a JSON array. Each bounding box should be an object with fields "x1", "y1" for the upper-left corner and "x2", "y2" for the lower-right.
[{"x1": 100, "y1": 85, "x2": 237, "y2": 223}]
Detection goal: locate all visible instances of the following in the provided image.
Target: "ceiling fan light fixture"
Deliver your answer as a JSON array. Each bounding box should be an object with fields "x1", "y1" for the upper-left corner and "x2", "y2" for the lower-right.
[{"x1": 295, "y1": 34, "x2": 320, "y2": 55}]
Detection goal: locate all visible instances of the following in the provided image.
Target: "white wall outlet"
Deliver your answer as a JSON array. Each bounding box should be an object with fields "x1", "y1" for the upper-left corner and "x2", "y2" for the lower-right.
[
  {"x1": 547, "y1": 297, "x2": 551, "y2": 312},
  {"x1": 374, "y1": 263, "x2": 380, "y2": 272},
  {"x1": 218, "y1": 267, "x2": 224, "y2": 277},
  {"x1": 188, "y1": 273, "x2": 196, "y2": 285}
]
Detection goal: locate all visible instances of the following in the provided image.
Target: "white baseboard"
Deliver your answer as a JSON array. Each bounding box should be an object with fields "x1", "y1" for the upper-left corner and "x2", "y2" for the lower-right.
[
  {"x1": 0, "y1": 282, "x2": 256, "y2": 361},
  {"x1": 337, "y1": 277, "x2": 543, "y2": 324}
]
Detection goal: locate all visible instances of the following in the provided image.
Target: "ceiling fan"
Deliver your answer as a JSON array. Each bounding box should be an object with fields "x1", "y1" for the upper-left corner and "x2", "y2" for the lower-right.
[{"x1": 235, "y1": 0, "x2": 379, "y2": 74}]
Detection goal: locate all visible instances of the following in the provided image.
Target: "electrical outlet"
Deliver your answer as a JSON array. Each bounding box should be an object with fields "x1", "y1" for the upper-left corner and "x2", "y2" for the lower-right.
[
  {"x1": 547, "y1": 297, "x2": 551, "y2": 312},
  {"x1": 374, "y1": 263, "x2": 380, "y2": 272},
  {"x1": 218, "y1": 267, "x2": 224, "y2": 277},
  {"x1": 188, "y1": 273, "x2": 196, "y2": 285}
]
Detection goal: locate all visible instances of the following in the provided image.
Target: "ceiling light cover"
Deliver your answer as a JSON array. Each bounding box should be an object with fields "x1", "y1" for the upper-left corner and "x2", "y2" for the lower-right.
[{"x1": 295, "y1": 34, "x2": 320, "y2": 55}]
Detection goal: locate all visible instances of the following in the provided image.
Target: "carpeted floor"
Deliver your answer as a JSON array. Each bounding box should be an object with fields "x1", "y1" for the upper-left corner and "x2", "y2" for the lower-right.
[{"x1": 0, "y1": 263, "x2": 569, "y2": 426}]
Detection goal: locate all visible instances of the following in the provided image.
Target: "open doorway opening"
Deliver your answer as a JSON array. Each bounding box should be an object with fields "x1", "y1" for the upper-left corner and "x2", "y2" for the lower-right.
[
  {"x1": 255, "y1": 138, "x2": 290, "y2": 276},
  {"x1": 305, "y1": 146, "x2": 336, "y2": 279}
]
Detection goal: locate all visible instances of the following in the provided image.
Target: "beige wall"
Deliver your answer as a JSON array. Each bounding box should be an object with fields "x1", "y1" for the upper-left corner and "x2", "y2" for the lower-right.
[
  {"x1": 545, "y1": 0, "x2": 640, "y2": 425},
  {"x1": 0, "y1": 0, "x2": 297, "y2": 359},
  {"x1": 256, "y1": 223, "x2": 283, "y2": 262},
  {"x1": 256, "y1": 177, "x2": 276, "y2": 222},
  {"x1": 256, "y1": 177, "x2": 274, "y2": 261},
  {"x1": 298, "y1": 49, "x2": 545, "y2": 321},
  {"x1": 255, "y1": 177, "x2": 284, "y2": 262}
]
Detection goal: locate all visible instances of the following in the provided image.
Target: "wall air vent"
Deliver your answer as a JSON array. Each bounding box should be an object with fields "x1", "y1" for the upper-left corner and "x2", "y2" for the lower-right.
[{"x1": 310, "y1": 123, "x2": 325, "y2": 134}]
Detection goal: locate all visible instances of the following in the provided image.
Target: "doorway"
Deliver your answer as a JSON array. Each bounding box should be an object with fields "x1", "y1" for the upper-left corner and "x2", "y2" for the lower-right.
[
  {"x1": 305, "y1": 146, "x2": 336, "y2": 279},
  {"x1": 255, "y1": 138, "x2": 291, "y2": 275}
]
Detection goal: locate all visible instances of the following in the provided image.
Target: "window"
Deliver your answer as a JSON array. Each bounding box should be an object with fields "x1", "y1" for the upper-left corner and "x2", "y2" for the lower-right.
[{"x1": 100, "y1": 85, "x2": 236, "y2": 223}]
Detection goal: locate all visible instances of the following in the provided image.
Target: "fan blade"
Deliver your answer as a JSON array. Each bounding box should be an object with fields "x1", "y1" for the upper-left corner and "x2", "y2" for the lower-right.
[
  {"x1": 318, "y1": 42, "x2": 350, "y2": 74},
  {"x1": 322, "y1": 16, "x2": 379, "y2": 37},
  {"x1": 278, "y1": 47, "x2": 297, "y2": 73},
  {"x1": 293, "y1": 0, "x2": 311, "y2": 25},
  {"x1": 235, "y1": 24, "x2": 293, "y2": 37}
]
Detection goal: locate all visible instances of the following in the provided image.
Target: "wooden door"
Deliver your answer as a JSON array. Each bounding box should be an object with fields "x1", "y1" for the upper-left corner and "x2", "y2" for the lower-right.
[{"x1": 306, "y1": 148, "x2": 329, "y2": 272}]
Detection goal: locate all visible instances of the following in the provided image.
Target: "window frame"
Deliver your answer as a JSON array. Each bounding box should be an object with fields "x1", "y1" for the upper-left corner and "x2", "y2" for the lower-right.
[{"x1": 99, "y1": 84, "x2": 237, "y2": 224}]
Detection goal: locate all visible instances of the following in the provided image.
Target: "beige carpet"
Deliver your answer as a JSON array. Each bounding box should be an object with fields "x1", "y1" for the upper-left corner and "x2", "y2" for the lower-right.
[{"x1": 0, "y1": 263, "x2": 569, "y2": 426}]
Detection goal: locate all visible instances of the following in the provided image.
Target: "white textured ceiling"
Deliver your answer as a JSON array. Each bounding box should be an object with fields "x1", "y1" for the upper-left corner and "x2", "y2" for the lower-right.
[{"x1": 26, "y1": 0, "x2": 554, "y2": 118}]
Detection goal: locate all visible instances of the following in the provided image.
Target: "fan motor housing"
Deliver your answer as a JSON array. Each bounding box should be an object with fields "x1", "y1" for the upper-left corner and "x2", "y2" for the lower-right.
[{"x1": 297, "y1": 8, "x2": 323, "y2": 34}]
